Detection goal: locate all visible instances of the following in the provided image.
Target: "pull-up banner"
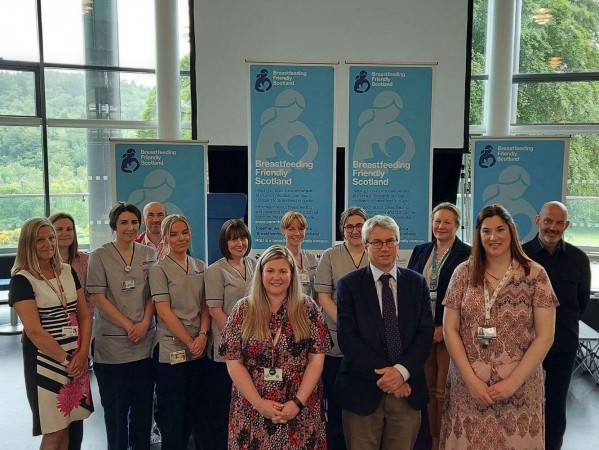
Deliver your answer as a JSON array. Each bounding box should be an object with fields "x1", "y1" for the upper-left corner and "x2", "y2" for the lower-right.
[
  {"x1": 471, "y1": 137, "x2": 569, "y2": 242},
  {"x1": 249, "y1": 64, "x2": 335, "y2": 250},
  {"x1": 347, "y1": 65, "x2": 434, "y2": 250},
  {"x1": 111, "y1": 139, "x2": 208, "y2": 260}
]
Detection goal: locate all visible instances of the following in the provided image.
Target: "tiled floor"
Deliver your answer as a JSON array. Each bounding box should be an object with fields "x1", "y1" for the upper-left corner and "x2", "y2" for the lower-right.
[{"x1": 1, "y1": 306, "x2": 599, "y2": 449}]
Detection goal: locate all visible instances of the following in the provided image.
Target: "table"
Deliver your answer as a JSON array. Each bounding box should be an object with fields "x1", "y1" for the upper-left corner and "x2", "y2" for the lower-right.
[{"x1": 575, "y1": 320, "x2": 599, "y2": 384}]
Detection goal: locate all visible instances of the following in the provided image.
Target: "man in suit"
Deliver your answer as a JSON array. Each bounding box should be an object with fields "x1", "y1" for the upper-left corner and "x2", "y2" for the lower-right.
[
  {"x1": 336, "y1": 215, "x2": 434, "y2": 450},
  {"x1": 523, "y1": 201, "x2": 591, "y2": 450}
]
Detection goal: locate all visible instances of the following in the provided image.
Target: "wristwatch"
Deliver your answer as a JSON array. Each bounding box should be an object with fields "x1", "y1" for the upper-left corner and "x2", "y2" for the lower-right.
[
  {"x1": 198, "y1": 330, "x2": 209, "y2": 336},
  {"x1": 292, "y1": 395, "x2": 305, "y2": 411},
  {"x1": 60, "y1": 354, "x2": 72, "y2": 367}
]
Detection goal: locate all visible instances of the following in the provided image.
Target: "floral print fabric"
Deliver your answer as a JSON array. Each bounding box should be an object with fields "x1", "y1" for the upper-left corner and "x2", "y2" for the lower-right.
[{"x1": 219, "y1": 296, "x2": 331, "y2": 450}]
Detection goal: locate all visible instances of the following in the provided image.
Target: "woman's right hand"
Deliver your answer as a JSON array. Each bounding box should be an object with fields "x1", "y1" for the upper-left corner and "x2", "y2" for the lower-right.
[
  {"x1": 466, "y1": 375, "x2": 494, "y2": 407},
  {"x1": 255, "y1": 398, "x2": 287, "y2": 422}
]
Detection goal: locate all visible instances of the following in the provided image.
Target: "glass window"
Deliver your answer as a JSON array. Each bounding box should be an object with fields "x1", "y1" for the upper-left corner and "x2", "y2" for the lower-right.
[
  {"x1": 565, "y1": 134, "x2": 599, "y2": 246},
  {"x1": 0, "y1": 0, "x2": 38, "y2": 62},
  {"x1": 519, "y1": 0, "x2": 599, "y2": 74},
  {"x1": 45, "y1": 69, "x2": 156, "y2": 120},
  {"x1": 471, "y1": 0, "x2": 489, "y2": 76},
  {"x1": 469, "y1": 79, "x2": 485, "y2": 125},
  {"x1": 117, "y1": 0, "x2": 156, "y2": 69},
  {"x1": 0, "y1": 126, "x2": 44, "y2": 249},
  {"x1": 0, "y1": 70, "x2": 37, "y2": 116},
  {"x1": 40, "y1": 0, "x2": 86, "y2": 65},
  {"x1": 515, "y1": 80, "x2": 599, "y2": 124}
]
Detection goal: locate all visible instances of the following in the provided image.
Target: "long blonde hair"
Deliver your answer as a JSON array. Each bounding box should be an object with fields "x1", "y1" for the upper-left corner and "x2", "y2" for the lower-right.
[
  {"x1": 241, "y1": 245, "x2": 310, "y2": 343},
  {"x1": 12, "y1": 218, "x2": 62, "y2": 277}
]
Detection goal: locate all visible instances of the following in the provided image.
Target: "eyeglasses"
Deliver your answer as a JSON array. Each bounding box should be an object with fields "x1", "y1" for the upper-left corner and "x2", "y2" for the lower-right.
[
  {"x1": 344, "y1": 224, "x2": 364, "y2": 232},
  {"x1": 367, "y1": 239, "x2": 398, "y2": 249}
]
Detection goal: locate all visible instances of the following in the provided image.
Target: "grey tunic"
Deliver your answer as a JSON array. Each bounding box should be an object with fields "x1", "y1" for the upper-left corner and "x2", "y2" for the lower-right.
[
  {"x1": 87, "y1": 242, "x2": 156, "y2": 364},
  {"x1": 149, "y1": 255, "x2": 206, "y2": 363},
  {"x1": 296, "y1": 249, "x2": 318, "y2": 298},
  {"x1": 205, "y1": 257, "x2": 256, "y2": 362},
  {"x1": 314, "y1": 243, "x2": 368, "y2": 356}
]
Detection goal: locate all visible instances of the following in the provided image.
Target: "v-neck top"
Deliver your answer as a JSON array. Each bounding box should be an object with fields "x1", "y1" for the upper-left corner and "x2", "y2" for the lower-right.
[
  {"x1": 87, "y1": 242, "x2": 156, "y2": 364},
  {"x1": 149, "y1": 255, "x2": 206, "y2": 362},
  {"x1": 205, "y1": 256, "x2": 257, "y2": 361}
]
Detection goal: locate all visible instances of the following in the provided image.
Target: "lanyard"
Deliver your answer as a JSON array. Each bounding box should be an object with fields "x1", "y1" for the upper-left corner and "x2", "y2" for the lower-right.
[
  {"x1": 269, "y1": 325, "x2": 283, "y2": 373},
  {"x1": 430, "y1": 244, "x2": 450, "y2": 291},
  {"x1": 41, "y1": 267, "x2": 68, "y2": 316},
  {"x1": 111, "y1": 242, "x2": 135, "y2": 273},
  {"x1": 483, "y1": 262, "x2": 513, "y2": 324}
]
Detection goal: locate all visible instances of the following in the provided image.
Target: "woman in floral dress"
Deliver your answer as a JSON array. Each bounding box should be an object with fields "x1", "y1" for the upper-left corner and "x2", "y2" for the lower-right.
[
  {"x1": 9, "y1": 217, "x2": 93, "y2": 450},
  {"x1": 440, "y1": 205, "x2": 557, "y2": 449},
  {"x1": 219, "y1": 245, "x2": 331, "y2": 449}
]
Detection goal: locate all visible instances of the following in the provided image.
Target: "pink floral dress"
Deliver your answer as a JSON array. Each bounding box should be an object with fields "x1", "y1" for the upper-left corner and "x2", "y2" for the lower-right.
[
  {"x1": 440, "y1": 260, "x2": 557, "y2": 450},
  {"x1": 219, "y1": 296, "x2": 331, "y2": 449}
]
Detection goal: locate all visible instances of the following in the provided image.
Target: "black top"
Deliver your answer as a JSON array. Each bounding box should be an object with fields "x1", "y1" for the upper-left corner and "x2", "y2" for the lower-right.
[
  {"x1": 407, "y1": 237, "x2": 471, "y2": 326},
  {"x1": 523, "y1": 235, "x2": 591, "y2": 352}
]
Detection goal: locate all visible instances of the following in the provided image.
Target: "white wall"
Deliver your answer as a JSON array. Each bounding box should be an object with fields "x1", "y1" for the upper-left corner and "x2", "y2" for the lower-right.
[{"x1": 194, "y1": 0, "x2": 470, "y2": 149}]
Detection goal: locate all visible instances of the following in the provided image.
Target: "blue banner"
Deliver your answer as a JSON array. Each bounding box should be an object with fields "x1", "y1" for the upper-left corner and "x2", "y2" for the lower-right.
[
  {"x1": 471, "y1": 137, "x2": 568, "y2": 242},
  {"x1": 249, "y1": 64, "x2": 334, "y2": 250},
  {"x1": 112, "y1": 140, "x2": 208, "y2": 260},
  {"x1": 347, "y1": 65, "x2": 433, "y2": 249}
]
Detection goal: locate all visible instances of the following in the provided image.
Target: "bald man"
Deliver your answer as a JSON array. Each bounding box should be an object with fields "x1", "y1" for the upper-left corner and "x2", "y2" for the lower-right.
[
  {"x1": 523, "y1": 201, "x2": 591, "y2": 450},
  {"x1": 135, "y1": 202, "x2": 167, "y2": 258}
]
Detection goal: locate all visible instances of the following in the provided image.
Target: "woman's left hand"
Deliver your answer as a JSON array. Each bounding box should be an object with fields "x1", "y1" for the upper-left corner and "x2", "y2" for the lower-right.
[
  {"x1": 277, "y1": 400, "x2": 300, "y2": 423},
  {"x1": 66, "y1": 352, "x2": 88, "y2": 380},
  {"x1": 487, "y1": 377, "x2": 519, "y2": 402},
  {"x1": 189, "y1": 334, "x2": 207, "y2": 358}
]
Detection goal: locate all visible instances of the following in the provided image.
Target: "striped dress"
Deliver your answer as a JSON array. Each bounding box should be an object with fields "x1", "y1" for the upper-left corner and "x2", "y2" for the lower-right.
[{"x1": 9, "y1": 264, "x2": 93, "y2": 436}]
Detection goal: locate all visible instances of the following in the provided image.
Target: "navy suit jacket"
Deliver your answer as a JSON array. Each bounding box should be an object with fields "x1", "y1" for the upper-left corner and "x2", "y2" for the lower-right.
[
  {"x1": 335, "y1": 265, "x2": 434, "y2": 415},
  {"x1": 407, "y1": 238, "x2": 471, "y2": 326}
]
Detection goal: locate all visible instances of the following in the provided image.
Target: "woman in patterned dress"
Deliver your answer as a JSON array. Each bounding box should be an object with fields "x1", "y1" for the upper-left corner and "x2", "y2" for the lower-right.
[
  {"x1": 219, "y1": 245, "x2": 331, "y2": 450},
  {"x1": 49, "y1": 212, "x2": 93, "y2": 318},
  {"x1": 9, "y1": 218, "x2": 93, "y2": 450},
  {"x1": 440, "y1": 204, "x2": 558, "y2": 449}
]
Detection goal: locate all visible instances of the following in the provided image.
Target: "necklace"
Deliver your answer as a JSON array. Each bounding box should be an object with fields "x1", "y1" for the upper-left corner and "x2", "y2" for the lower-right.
[
  {"x1": 111, "y1": 242, "x2": 134, "y2": 273},
  {"x1": 485, "y1": 271, "x2": 501, "y2": 281}
]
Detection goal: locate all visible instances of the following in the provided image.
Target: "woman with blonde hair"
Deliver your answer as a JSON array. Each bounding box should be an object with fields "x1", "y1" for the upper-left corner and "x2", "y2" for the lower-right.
[
  {"x1": 441, "y1": 204, "x2": 557, "y2": 449},
  {"x1": 280, "y1": 211, "x2": 318, "y2": 298},
  {"x1": 149, "y1": 214, "x2": 212, "y2": 450},
  {"x1": 49, "y1": 212, "x2": 93, "y2": 317},
  {"x1": 219, "y1": 245, "x2": 331, "y2": 449},
  {"x1": 407, "y1": 202, "x2": 470, "y2": 450},
  {"x1": 9, "y1": 217, "x2": 93, "y2": 449}
]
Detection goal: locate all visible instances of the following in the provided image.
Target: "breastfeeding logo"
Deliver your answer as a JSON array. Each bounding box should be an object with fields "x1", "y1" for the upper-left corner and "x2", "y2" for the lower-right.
[
  {"x1": 121, "y1": 148, "x2": 140, "y2": 173},
  {"x1": 255, "y1": 69, "x2": 272, "y2": 92},
  {"x1": 353, "y1": 70, "x2": 371, "y2": 93},
  {"x1": 478, "y1": 145, "x2": 496, "y2": 168}
]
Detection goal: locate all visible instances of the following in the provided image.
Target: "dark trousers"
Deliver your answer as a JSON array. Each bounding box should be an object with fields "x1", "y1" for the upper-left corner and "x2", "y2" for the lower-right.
[
  {"x1": 68, "y1": 420, "x2": 83, "y2": 450},
  {"x1": 154, "y1": 353, "x2": 213, "y2": 450},
  {"x1": 543, "y1": 348, "x2": 577, "y2": 450},
  {"x1": 94, "y1": 358, "x2": 154, "y2": 450},
  {"x1": 205, "y1": 360, "x2": 232, "y2": 450},
  {"x1": 323, "y1": 355, "x2": 346, "y2": 450}
]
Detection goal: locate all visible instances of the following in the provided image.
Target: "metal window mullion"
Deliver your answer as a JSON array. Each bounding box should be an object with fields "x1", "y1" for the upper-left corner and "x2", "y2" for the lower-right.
[{"x1": 36, "y1": 0, "x2": 50, "y2": 217}]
